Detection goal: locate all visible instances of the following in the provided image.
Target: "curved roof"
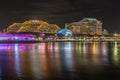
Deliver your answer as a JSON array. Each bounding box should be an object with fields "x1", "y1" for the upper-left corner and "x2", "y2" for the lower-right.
[
  {"x1": 5, "y1": 20, "x2": 60, "y2": 33},
  {"x1": 57, "y1": 29, "x2": 72, "y2": 37},
  {"x1": 57, "y1": 29, "x2": 68, "y2": 34}
]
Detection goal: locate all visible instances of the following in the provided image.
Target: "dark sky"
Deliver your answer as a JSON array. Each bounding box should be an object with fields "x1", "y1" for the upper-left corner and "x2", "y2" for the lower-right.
[{"x1": 0, "y1": 0, "x2": 120, "y2": 33}]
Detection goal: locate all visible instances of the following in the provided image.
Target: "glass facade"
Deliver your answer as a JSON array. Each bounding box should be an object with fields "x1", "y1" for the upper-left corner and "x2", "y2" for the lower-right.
[{"x1": 57, "y1": 29, "x2": 72, "y2": 37}]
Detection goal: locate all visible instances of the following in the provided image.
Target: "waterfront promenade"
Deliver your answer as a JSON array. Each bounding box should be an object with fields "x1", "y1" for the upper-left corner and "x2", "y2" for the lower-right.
[{"x1": 0, "y1": 36, "x2": 120, "y2": 43}]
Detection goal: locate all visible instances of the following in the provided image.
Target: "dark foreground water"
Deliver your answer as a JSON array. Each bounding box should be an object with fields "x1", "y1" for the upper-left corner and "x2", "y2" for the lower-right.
[{"x1": 0, "y1": 42, "x2": 120, "y2": 80}]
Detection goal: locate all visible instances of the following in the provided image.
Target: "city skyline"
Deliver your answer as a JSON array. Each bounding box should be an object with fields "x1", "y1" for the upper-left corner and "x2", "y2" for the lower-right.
[{"x1": 0, "y1": 0, "x2": 120, "y2": 33}]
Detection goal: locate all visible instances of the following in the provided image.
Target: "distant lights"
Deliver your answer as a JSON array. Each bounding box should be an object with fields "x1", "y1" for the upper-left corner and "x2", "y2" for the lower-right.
[
  {"x1": 87, "y1": 18, "x2": 97, "y2": 21},
  {"x1": 114, "y1": 33, "x2": 118, "y2": 36},
  {"x1": 32, "y1": 20, "x2": 40, "y2": 22}
]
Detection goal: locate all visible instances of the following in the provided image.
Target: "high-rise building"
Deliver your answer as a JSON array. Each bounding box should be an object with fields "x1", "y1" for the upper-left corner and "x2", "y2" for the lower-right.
[{"x1": 65, "y1": 18, "x2": 102, "y2": 35}]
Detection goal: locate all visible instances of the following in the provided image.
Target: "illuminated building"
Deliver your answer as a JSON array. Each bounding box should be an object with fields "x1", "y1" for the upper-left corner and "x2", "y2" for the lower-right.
[
  {"x1": 65, "y1": 18, "x2": 102, "y2": 35},
  {"x1": 56, "y1": 29, "x2": 72, "y2": 37},
  {"x1": 5, "y1": 20, "x2": 60, "y2": 33}
]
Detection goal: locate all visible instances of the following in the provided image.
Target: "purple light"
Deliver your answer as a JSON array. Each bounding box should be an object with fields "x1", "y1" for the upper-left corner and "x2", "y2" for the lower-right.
[
  {"x1": 0, "y1": 44, "x2": 26, "y2": 51},
  {"x1": 0, "y1": 32, "x2": 34, "y2": 41},
  {"x1": 40, "y1": 32, "x2": 45, "y2": 37}
]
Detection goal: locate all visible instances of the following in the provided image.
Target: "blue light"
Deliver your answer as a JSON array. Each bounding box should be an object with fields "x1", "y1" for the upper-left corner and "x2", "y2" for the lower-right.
[
  {"x1": 57, "y1": 29, "x2": 72, "y2": 37},
  {"x1": 14, "y1": 44, "x2": 22, "y2": 79}
]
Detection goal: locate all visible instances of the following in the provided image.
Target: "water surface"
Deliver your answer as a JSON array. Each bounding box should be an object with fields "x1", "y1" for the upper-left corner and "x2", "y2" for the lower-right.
[{"x1": 0, "y1": 42, "x2": 120, "y2": 80}]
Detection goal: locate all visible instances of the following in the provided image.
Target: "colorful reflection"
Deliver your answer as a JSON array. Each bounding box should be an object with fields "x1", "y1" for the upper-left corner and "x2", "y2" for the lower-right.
[
  {"x1": 41, "y1": 43, "x2": 46, "y2": 54},
  {"x1": 79, "y1": 42, "x2": 110, "y2": 65},
  {"x1": 0, "y1": 44, "x2": 26, "y2": 52},
  {"x1": 39, "y1": 43, "x2": 50, "y2": 78},
  {"x1": 112, "y1": 41, "x2": 120, "y2": 65},
  {"x1": 64, "y1": 42, "x2": 72, "y2": 58},
  {"x1": 30, "y1": 44, "x2": 42, "y2": 80},
  {"x1": 101, "y1": 42, "x2": 108, "y2": 56},
  {"x1": 113, "y1": 41, "x2": 118, "y2": 56},
  {"x1": 48, "y1": 42, "x2": 54, "y2": 53},
  {"x1": 91, "y1": 42, "x2": 100, "y2": 65},
  {"x1": 59, "y1": 42, "x2": 74, "y2": 72},
  {"x1": 14, "y1": 44, "x2": 22, "y2": 79},
  {"x1": 83, "y1": 42, "x2": 88, "y2": 57},
  {"x1": 78, "y1": 42, "x2": 83, "y2": 56},
  {"x1": 0, "y1": 54, "x2": 1, "y2": 80},
  {"x1": 92, "y1": 42, "x2": 98, "y2": 55},
  {"x1": 0, "y1": 44, "x2": 14, "y2": 50},
  {"x1": 53, "y1": 42, "x2": 59, "y2": 53},
  {"x1": 1, "y1": 42, "x2": 120, "y2": 80}
]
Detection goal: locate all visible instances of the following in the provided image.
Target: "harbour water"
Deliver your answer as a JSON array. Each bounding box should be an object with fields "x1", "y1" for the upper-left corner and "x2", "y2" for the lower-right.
[{"x1": 0, "y1": 42, "x2": 120, "y2": 80}]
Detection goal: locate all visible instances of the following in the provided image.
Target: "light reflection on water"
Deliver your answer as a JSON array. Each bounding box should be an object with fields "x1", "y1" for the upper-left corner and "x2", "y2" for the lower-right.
[
  {"x1": 0, "y1": 42, "x2": 120, "y2": 80},
  {"x1": 14, "y1": 44, "x2": 21, "y2": 79}
]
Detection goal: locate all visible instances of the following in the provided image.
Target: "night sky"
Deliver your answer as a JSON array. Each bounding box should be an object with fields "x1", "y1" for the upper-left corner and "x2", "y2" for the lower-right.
[{"x1": 0, "y1": 0, "x2": 120, "y2": 33}]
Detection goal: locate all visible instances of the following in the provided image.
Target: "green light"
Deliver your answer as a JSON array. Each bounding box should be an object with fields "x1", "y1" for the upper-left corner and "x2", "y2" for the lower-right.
[
  {"x1": 113, "y1": 41, "x2": 118, "y2": 56},
  {"x1": 78, "y1": 42, "x2": 83, "y2": 56}
]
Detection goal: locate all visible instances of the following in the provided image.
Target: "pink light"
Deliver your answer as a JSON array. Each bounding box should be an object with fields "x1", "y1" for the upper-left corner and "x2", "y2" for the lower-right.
[
  {"x1": 0, "y1": 32, "x2": 34, "y2": 41},
  {"x1": 0, "y1": 44, "x2": 25, "y2": 51}
]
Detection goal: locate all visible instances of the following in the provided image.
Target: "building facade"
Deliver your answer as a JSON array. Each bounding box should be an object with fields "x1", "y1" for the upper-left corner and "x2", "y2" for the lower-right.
[
  {"x1": 4, "y1": 20, "x2": 60, "y2": 33},
  {"x1": 65, "y1": 18, "x2": 102, "y2": 35}
]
